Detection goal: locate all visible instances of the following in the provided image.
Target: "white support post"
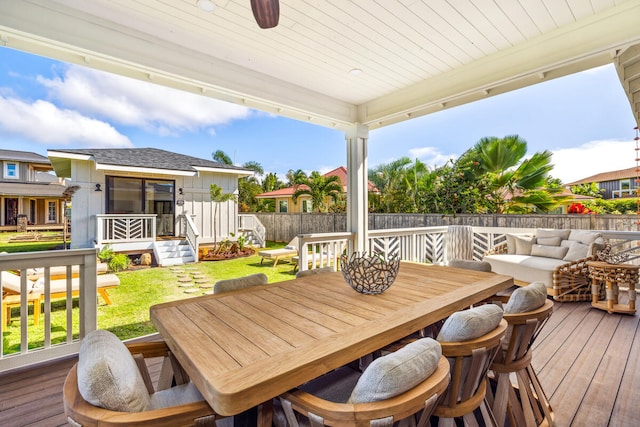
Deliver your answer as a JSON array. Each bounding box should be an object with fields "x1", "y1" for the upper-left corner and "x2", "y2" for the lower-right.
[{"x1": 345, "y1": 123, "x2": 369, "y2": 254}]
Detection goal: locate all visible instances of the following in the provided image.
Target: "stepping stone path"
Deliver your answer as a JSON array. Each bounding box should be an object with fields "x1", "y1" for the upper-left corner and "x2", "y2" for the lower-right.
[{"x1": 167, "y1": 264, "x2": 214, "y2": 295}]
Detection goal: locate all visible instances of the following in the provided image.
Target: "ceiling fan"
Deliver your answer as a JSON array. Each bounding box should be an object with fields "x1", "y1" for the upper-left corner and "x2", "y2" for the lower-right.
[{"x1": 250, "y1": 0, "x2": 279, "y2": 29}]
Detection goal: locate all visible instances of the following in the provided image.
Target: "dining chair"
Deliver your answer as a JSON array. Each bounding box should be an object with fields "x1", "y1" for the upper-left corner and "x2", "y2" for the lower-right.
[
  {"x1": 433, "y1": 304, "x2": 507, "y2": 427},
  {"x1": 485, "y1": 282, "x2": 555, "y2": 427},
  {"x1": 274, "y1": 338, "x2": 450, "y2": 427},
  {"x1": 63, "y1": 329, "x2": 221, "y2": 426},
  {"x1": 213, "y1": 273, "x2": 268, "y2": 294}
]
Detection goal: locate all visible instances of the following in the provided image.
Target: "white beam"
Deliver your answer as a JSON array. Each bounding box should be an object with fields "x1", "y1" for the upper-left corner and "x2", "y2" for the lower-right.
[{"x1": 345, "y1": 123, "x2": 369, "y2": 254}]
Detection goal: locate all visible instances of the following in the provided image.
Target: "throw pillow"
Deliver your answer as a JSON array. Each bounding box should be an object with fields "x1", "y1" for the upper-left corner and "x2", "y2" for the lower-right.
[
  {"x1": 504, "y1": 282, "x2": 547, "y2": 314},
  {"x1": 531, "y1": 244, "x2": 569, "y2": 260},
  {"x1": 348, "y1": 338, "x2": 442, "y2": 404},
  {"x1": 568, "y1": 230, "x2": 602, "y2": 245},
  {"x1": 77, "y1": 330, "x2": 151, "y2": 412},
  {"x1": 437, "y1": 304, "x2": 504, "y2": 342},
  {"x1": 536, "y1": 229, "x2": 571, "y2": 240},
  {"x1": 515, "y1": 235, "x2": 537, "y2": 255},
  {"x1": 536, "y1": 236, "x2": 562, "y2": 246},
  {"x1": 563, "y1": 242, "x2": 589, "y2": 261}
]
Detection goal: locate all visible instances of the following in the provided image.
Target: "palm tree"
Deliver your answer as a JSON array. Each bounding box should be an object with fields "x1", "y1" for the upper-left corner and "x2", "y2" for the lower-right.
[
  {"x1": 292, "y1": 171, "x2": 343, "y2": 213},
  {"x1": 212, "y1": 150, "x2": 233, "y2": 165},
  {"x1": 472, "y1": 135, "x2": 556, "y2": 213},
  {"x1": 209, "y1": 184, "x2": 236, "y2": 248}
]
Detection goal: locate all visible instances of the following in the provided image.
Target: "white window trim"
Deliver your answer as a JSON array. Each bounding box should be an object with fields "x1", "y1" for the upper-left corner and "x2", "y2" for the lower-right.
[
  {"x1": 3, "y1": 161, "x2": 19, "y2": 179},
  {"x1": 46, "y1": 199, "x2": 58, "y2": 223}
]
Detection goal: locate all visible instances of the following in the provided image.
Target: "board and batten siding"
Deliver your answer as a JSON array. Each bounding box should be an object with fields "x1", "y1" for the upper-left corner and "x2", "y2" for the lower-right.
[{"x1": 69, "y1": 160, "x2": 240, "y2": 248}]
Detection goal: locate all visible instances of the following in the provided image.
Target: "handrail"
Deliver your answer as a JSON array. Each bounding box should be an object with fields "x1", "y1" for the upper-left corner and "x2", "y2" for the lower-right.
[
  {"x1": 0, "y1": 249, "x2": 98, "y2": 372},
  {"x1": 179, "y1": 214, "x2": 199, "y2": 259},
  {"x1": 238, "y1": 214, "x2": 266, "y2": 247},
  {"x1": 95, "y1": 214, "x2": 156, "y2": 244}
]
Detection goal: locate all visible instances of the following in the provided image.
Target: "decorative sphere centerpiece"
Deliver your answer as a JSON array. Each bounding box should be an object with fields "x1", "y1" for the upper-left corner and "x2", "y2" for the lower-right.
[{"x1": 340, "y1": 252, "x2": 400, "y2": 294}]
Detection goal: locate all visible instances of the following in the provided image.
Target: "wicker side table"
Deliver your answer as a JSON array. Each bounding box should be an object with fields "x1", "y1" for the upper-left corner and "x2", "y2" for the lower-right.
[{"x1": 587, "y1": 261, "x2": 638, "y2": 315}]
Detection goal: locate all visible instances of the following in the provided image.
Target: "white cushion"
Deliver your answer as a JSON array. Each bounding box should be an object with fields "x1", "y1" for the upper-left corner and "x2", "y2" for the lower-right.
[
  {"x1": 437, "y1": 305, "x2": 504, "y2": 342},
  {"x1": 214, "y1": 273, "x2": 268, "y2": 294},
  {"x1": 515, "y1": 236, "x2": 537, "y2": 255},
  {"x1": 448, "y1": 259, "x2": 492, "y2": 272},
  {"x1": 149, "y1": 382, "x2": 204, "y2": 410},
  {"x1": 348, "y1": 338, "x2": 442, "y2": 404},
  {"x1": 78, "y1": 330, "x2": 151, "y2": 412},
  {"x1": 563, "y1": 242, "x2": 590, "y2": 261},
  {"x1": 531, "y1": 244, "x2": 569, "y2": 260},
  {"x1": 536, "y1": 236, "x2": 562, "y2": 246},
  {"x1": 504, "y1": 282, "x2": 547, "y2": 314},
  {"x1": 536, "y1": 229, "x2": 570, "y2": 240},
  {"x1": 505, "y1": 233, "x2": 533, "y2": 254},
  {"x1": 483, "y1": 254, "x2": 567, "y2": 288},
  {"x1": 568, "y1": 230, "x2": 601, "y2": 245}
]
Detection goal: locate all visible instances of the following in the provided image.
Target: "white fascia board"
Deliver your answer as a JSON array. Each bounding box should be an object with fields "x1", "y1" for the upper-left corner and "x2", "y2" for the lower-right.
[
  {"x1": 47, "y1": 151, "x2": 93, "y2": 161},
  {"x1": 193, "y1": 166, "x2": 253, "y2": 177},
  {"x1": 94, "y1": 163, "x2": 195, "y2": 176}
]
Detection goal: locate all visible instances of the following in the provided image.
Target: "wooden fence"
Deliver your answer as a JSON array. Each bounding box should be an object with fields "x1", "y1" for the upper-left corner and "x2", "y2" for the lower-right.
[{"x1": 251, "y1": 213, "x2": 640, "y2": 243}]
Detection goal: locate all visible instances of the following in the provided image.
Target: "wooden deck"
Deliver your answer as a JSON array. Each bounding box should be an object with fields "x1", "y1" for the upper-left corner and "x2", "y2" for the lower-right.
[{"x1": 1, "y1": 301, "x2": 639, "y2": 427}]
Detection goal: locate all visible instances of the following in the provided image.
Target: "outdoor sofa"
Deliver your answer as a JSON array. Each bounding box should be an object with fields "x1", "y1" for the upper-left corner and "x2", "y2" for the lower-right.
[{"x1": 483, "y1": 229, "x2": 604, "y2": 302}]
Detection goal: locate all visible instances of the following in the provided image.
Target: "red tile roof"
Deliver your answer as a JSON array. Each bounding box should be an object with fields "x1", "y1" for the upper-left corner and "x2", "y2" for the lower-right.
[
  {"x1": 256, "y1": 166, "x2": 378, "y2": 198},
  {"x1": 566, "y1": 167, "x2": 639, "y2": 185}
]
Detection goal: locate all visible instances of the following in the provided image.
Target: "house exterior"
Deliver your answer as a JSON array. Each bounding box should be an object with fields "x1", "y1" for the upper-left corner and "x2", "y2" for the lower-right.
[
  {"x1": 47, "y1": 148, "x2": 252, "y2": 264},
  {"x1": 0, "y1": 149, "x2": 66, "y2": 231},
  {"x1": 566, "y1": 167, "x2": 638, "y2": 199},
  {"x1": 255, "y1": 166, "x2": 378, "y2": 213}
]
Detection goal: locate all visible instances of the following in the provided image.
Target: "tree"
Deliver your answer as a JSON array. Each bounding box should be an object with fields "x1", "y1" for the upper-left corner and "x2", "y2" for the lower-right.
[
  {"x1": 212, "y1": 150, "x2": 232, "y2": 165},
  {"x1": 292, "y1": 171, "x2": 343, "y2": 213},
  {"x1": 209, "y1": 184, "x2": 236, "y2": 247},
  {"x1": 471, "y1": 135, "x2": 557, "y2": 213},
  {"x1": 571, "y1": 182, "x2": 604, "y2": 198},
  {"x1": 61, "y1": 185, "x2": 80, "y2": 249}
]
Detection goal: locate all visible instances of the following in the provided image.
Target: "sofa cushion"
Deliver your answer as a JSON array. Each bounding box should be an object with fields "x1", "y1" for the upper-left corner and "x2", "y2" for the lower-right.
[
  {"x1": 348, "y1": 338, "x2": 442, "y2": 404},
  {"x1": 568, "y1": 230, "x2": 602, "y2": 245},
  {"x1": 563, "y1": 242, "x2": 590, "y2": 261},
  {"x1": 531, "y1": 244, "x2": 569, "y2": 260},
  {"x1": 78, "y1": 330, "x2": 151, "y2": 412},
  {"x1": 536, "y1": 229, "x2": 571, "y2": 240},
  {"x1": 506, "y1": 234, "x2": 534, "y2": 254},
  {"x1": 437, "y1": 304, "x2": 504, "y2": 342},
  {"x1": 504, "y1": 282, "x2": 547, "y2": 314},
  {"x1": 536, "y1": 236, "x2": 562, "y2": 246},
  {"x1": 515, "y1": 236, "x2": 537, "y2": 255},
  {"x1": 483, "y1": 254, "x2": 568, "y2": 288}
]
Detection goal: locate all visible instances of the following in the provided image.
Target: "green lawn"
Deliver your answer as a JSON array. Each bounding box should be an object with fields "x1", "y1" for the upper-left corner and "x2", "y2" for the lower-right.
[
  {"x1": 2, "y1": 241, "x2": 297, "y2": 354},
  {"x1": 0, "y1": 231, "x2": 64, "y2": 253}
]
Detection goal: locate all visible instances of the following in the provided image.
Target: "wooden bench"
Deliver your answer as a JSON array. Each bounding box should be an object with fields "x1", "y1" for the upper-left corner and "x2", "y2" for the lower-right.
[{"x1": 2, "y1": 292, "x2": 41, "y2": 326}]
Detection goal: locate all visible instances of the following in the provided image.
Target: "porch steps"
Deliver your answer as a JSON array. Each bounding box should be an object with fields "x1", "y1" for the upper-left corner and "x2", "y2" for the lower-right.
[{"x1": 154, "y1": 239, "x2": 196, "y2": 266}]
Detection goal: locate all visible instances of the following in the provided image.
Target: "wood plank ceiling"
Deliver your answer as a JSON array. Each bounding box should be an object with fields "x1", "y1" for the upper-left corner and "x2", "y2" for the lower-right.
[{"x1": 0, "y1": 0, "x2": 639, "y2": 129}]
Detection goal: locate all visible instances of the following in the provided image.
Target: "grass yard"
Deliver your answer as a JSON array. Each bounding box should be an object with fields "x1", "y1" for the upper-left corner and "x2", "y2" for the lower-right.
[
  {"x1": 0, "y1": 231, "x2": 64, "y2": 253},
  {"x1": 2, "y1": 241, "x2": 299, "y2": 354}
]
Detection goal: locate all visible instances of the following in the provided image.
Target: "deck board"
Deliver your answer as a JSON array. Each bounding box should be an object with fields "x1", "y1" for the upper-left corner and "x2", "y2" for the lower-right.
[{"x1": 2, "y1": 302, "x2": 640, "y2": 426}]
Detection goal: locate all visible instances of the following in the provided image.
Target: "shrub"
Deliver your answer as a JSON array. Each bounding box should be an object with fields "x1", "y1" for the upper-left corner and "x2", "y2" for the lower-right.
[
  {"x1": 98, "y1": 244, "x2": 114, "y2": 262},
  {"x1": 108, "y1": 253, "x2": 130, "y2": 272}
]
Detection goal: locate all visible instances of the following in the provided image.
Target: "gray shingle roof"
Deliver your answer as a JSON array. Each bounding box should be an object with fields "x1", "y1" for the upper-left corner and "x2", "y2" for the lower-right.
[
  {"x1": 49, "y1": 148, "x2": 249, "y2": 173},
  {"x1": 0, "y1": 149, "x2": 50, "y2": 164}
]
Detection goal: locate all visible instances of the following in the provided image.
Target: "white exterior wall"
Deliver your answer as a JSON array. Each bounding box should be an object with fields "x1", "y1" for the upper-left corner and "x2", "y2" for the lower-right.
[{"x1": 70, "y1": 160, "x2": 240, "y2": 248}]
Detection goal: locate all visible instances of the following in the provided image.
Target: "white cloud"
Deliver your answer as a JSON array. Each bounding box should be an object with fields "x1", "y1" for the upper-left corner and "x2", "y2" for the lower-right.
[
  {"x1": 0, "y1": 95, "x2": 132, "y2": 147},
  {"x1": 37, "y1": 65, "x2": 251, "y2": 135},
  {"x1": 408, "y1": 146, "x2": 458, "y2": 167},
  {"x1": 551, "y1": 139, "x2": 636, "y2": 183}
]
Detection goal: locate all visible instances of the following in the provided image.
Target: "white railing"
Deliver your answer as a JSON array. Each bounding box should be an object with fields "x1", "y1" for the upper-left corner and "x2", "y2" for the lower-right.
[
  {"x1": 298, "y1": 232, "x2": 353, "y2": 271},
  {"x1": 96, "y1": 214, "x2": 156, "y2": 244},
  {"x1": 177, "y1": 214, "x2": 199, "y2": 258},
  {"x1": 238, "y1": 214, "x2": 266, "y2": 248},
  {"x1": 368, "y1": 227, "x2": 449, "y2": 263},
  {"x1": 0, "y1": 249, "x2": 98, "y2": 372}
]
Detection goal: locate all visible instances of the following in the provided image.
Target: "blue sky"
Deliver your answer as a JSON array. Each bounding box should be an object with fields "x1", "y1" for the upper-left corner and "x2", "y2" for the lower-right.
[{"x1": 0, "y1": 45, "x2": 637, "y2": 184}]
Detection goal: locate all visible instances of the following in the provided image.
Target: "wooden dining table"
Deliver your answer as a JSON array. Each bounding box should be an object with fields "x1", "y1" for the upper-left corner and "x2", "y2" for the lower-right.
[{"x1": 150, "y1": 262, "x2": 513, "y2": 419}]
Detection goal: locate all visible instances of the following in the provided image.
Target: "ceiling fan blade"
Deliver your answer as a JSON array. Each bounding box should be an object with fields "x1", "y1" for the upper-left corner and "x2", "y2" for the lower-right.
[{"x1": 250, "y1": 0, "x2": 279, "y2": 29}]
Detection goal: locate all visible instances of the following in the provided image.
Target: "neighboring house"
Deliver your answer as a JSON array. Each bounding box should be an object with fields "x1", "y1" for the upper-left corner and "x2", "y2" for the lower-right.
[
  {"x1": 0, "y1": 149, "x2": 66, "y2": 231},
  {"x1": 47, "y1": 148, "x2": 252, "y2": 265},
  {"x1": 255, "y1": 166, "x2": 378, "y2": 213},
  {"x1": 566, "y1": 167, "x2": 638, "y2": 199}
]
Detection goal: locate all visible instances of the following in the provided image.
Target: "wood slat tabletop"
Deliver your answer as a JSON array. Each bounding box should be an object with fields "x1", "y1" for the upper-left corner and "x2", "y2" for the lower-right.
[{"x1": 150, "y1": 262, "x2": 513, "y2": 416}]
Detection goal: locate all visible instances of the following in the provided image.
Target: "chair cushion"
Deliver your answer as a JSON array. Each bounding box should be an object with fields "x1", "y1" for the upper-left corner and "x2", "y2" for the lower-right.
[
  {"x1": 504, "y1": 282, "x2": 548, "y2": 314},
  {"x1": 505, "y1": 234, "x2": 534, "y2": 255},
  {"x1": 150, "y1": 382, "x2": 204, "y2": 410},
  {"x1": 531, "y1": 244, "x2": 569, "y2": 260},
  {"x1": 563, "y1": 242, "x2": 590, "y2": 261},
  {"x1": 515, "y1": 236, "x2": 536, "y2": 255},
  {"x1": 568, "y1": 230, "x2": 601, "y2": 245},
  {"x1": 77, "y1": 330, "x2": 151, "y2": 412},
  {"x1": 348, "y1": 338, "x2": 442, "y2": 404},
  {"x1": 214, "y1": 273, "x2": 268, "y2": 294},
  {"x1": 448, "y1": 259, "x2": 492, "y2": 272},
  {"x1": 437, "y1": 304, "x2": 504, "y2": 342}
]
